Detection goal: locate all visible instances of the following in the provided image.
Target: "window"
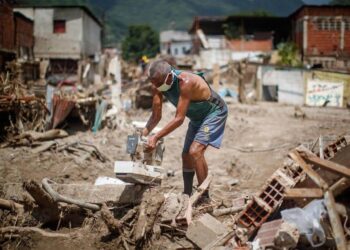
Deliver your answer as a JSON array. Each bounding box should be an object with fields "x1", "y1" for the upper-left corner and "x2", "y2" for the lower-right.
[
  {"x1": 345, "y1": 20, "x2": 350, "y2": 30},
  {"x1": 53, "y1": 20, "x2": 66, "y2": 33},
  {"x1": 315, "y1": 18, "x2": 341, "y2": 31},
  {"x1": 182, "y1": 47, "x2": 187, "y2": 54},
  {"x1": 174, "y1": 48, "x2": 178, "y2": 55}
]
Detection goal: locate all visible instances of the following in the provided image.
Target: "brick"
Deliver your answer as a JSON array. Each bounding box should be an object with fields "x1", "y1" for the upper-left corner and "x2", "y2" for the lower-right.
[{"x1": 186, "y1": 213, "x2": 230, "y2": 249}]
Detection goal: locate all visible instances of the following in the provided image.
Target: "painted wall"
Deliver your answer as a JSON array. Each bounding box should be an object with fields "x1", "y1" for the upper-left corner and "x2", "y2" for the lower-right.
[
  {"x1": 257, "y1": 65, "x2": 350, "y2": 107},
  {"x1": 304, "y1": 70, "x2": 350, "y2": 107}
]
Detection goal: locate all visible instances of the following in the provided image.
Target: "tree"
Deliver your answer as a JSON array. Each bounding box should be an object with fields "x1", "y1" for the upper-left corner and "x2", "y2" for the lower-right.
[
  {"x1": 121, "y1": 25, "x2": 159, "y2": 62},
  {"x1": 331, "y1": 0, "x2": 350, "y2": 4},
  {"x1": 277, "y1": 42, "x2": 302, "y2": 67}
]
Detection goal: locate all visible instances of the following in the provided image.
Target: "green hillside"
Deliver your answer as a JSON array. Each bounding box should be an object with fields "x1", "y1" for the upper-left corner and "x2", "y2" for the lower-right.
[{"x1": 18, "y1": 0, "x2": 305, "y2": 45}]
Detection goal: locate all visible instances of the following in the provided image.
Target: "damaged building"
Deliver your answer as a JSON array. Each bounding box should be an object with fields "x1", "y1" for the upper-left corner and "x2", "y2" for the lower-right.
[
  {"x1": 290, "y1": 5, "x2": 350, "y2": 70},
  {"x1": 15, "y1": 3, "x2": 102, "y2": 85},
  {"x1": 189, "y1": 15, "x2": 291, "y2": 69},
  {"x1": 0, "y1": 0, "x2": 35, "y2": 79}
]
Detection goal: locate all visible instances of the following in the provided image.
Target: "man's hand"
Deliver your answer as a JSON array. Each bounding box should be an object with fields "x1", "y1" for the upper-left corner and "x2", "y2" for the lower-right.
[
  {"x1": 145, "y1": 134, "x2": 159, "y2": 151},
  {"x1": 141, "y1": 128, "x2": 149, "y2": 137}
]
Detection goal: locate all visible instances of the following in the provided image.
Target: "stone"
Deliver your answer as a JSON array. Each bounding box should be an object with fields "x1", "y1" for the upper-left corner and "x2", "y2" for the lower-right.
[{"x1": 186, "y1": 213, "x2": 230, "y2": 249}]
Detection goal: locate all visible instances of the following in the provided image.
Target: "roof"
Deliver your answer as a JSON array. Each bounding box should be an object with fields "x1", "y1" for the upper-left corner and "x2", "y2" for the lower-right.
[
  {"x1": 289, "y1": 4, "x2": 350, "y2": 18},
  {"x1": 14, "y1": 11, "x2": 34, "y2": 23},
  {"x1": 226, "y1": 16, "x2": 289, "y2": 21},
  {"x1": 14, "y1": 2, "x2": 102, "y2": 26},
  {"x1": 189, "y1": 15, "x2": 291, "y2": 45},
  {"x1": 189, "y1": 16, "x2": 226, "y2": 35},
  {"x1": 160, "y1": 30, "x2": 192, "y2": 43}
]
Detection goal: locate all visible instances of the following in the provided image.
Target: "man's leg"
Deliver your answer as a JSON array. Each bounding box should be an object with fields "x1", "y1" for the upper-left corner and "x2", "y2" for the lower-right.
[
  {"x1": 189, "y1": 141, "x2": 208, "y2": 186},
  {"x1": 182, "y1": 153, "x2": 195, "y2": 196},
  {"x1": 182, "y1": 123, "x2": 197, "y2": 196}
]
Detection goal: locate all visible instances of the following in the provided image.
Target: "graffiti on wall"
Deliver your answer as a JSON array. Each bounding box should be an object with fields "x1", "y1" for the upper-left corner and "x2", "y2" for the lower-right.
[{"x1": 306, "y1": 80, "x2": 344, "y2": 107}]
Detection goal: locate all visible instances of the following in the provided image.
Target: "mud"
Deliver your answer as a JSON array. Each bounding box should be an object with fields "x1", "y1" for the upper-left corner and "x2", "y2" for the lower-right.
[{"x1": 0, "y1": 101, "x2": 349, "y2": 249}]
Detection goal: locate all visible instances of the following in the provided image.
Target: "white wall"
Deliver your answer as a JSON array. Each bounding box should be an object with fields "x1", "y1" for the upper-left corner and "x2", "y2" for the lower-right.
[
  {"x1": 161, "y1": 41, "x2": 192, "y2": 58},
  {"x1": 259, "y1": 66, "x2": 305, "y2": 105},
  {"x1": 207, "y1": 35, "x2": 226, "y2": 49},
  {"x1": 196, "y1": 49, "x2": 231, "y2": 70},
  {"x1": 82, "y1": 11, "x2": 101, "y2": 57},
  {"x1": 170, "y1": 41, "x2": 191, "y2": 57}
]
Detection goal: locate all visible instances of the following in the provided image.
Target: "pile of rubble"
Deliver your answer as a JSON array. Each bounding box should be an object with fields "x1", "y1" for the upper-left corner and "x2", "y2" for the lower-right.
[
  {"x1": 0, "y1": 62, "x2": 48, "y2": 141},
  {"x1": 0, "y1": 133, "x2": 349, "y2": 249}
]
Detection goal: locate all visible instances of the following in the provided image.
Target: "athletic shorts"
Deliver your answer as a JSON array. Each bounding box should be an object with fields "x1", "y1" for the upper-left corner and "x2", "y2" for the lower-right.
[{"x1": 183, "y1": 105, "x2": 228, "y2": 153}]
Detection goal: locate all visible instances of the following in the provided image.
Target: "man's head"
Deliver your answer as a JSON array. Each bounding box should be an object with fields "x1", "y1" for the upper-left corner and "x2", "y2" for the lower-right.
[{"x1": 148, "y1": 60, "x2": 173, "y2": 90}]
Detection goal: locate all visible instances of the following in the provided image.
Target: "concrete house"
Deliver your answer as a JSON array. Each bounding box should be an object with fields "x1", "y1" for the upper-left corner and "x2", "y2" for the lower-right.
[
  {"x1": 290, "y1": 5, "x2": 350, "y2": 69},
  {"x1": 160, "y1": 30, "x2": 192, "y2": 58},
  {"x1": 15, "y1": 4, "x2": 102, "y2": 78}
]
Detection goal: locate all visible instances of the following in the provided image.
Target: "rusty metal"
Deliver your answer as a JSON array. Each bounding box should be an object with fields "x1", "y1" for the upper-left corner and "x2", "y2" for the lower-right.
[{"x1": 50, "y1": 94, "x2": 75, "y2": 129}]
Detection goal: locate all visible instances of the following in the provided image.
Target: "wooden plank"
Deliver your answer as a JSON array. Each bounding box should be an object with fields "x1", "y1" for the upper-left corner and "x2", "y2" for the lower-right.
[
  {"x1": 303, "y1": 153, "x2": 350, "y2": 179},
  {"x1": 284, "y1": 188, "x2": 323, "y2": 199},
  {"x1": 289, "y1": 150, "x2": 329, "y2": 190},
  {"x1": 330, "y1": 177, "x2": 350, "y2": 197},
  {"x1": 324, "y1": 191, "x2": 347, "y2": 250},
  {"x1": 319, "y1": 136, "x2": 324, "y2": 159},
  {"x1": 190, "y1": 174, "x2": 213, "y2": 206}
]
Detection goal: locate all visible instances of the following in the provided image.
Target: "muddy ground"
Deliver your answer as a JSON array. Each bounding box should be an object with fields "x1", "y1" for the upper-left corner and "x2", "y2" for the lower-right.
[{"x1": 0, "y1": 101, "x2": 349, "y2": 249}]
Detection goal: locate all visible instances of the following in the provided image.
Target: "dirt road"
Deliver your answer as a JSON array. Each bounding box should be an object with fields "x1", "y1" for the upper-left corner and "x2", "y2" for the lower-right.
[{"x1": 0, "y1": 101, "x2": 349, "y2": 249}]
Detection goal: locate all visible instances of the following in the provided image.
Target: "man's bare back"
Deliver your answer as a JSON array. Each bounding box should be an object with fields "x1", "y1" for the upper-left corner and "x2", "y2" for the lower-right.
[{"x1": 177, "y1": 72, "x2": 211, "y2": 102}]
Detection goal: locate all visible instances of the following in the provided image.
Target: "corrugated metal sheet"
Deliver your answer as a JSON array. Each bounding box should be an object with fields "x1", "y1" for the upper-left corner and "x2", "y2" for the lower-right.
[{"x1": 50, "y1": 94, "x2": 75, "y2": 129}]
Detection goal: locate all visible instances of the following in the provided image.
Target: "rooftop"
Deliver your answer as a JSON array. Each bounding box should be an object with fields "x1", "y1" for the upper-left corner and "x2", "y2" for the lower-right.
[
  {"x1": 14, "y1": 1, "x2": 102, "y2": 26},
  {"x1": 289, "y1": 4, "x2": 350, "y2": 17}
]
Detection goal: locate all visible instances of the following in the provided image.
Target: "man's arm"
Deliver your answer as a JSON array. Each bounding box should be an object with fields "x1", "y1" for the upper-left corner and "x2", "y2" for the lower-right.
[{"x1": 142, "y1": 87, "x2": 163, "y2": 136}]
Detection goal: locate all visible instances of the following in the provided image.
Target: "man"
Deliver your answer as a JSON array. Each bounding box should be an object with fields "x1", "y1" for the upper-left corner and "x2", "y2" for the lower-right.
[{"x1": 143, "y1": 60, "x2": 227, "y2": 198}]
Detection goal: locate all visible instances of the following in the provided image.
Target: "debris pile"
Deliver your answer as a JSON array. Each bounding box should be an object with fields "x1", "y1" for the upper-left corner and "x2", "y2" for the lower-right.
[
  {"x1": 0, "y1": 63, "x2": 48, "y2": 141},
  {"x1": 0, "y1": 134, "x2": 349, "y2": 249}
]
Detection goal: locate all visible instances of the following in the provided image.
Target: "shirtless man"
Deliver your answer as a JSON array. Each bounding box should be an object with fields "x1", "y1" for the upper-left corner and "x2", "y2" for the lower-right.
[{"x1": 143, "y1": 60, "x2": 228, "y2": 198}]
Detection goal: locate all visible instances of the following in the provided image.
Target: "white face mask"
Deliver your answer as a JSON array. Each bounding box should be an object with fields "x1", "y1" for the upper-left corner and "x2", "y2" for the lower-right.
[{"x1": 157, "y1": 71, "x2": 174, "y2": 92}]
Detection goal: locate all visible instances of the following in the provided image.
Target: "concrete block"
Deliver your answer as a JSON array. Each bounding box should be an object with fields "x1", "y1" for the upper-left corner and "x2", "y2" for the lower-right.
[
  {"x1": 114, "y1": 161, "x2": 164, "y2": 185},
  {"x1": 186, "y1": 213, "x2": 230, "y2": 249}
]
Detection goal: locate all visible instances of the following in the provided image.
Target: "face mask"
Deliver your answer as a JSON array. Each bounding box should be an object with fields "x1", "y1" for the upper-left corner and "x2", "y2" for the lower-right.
[{"x1": 157, "y1": 71, "x2": 174, "y2": 92}]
